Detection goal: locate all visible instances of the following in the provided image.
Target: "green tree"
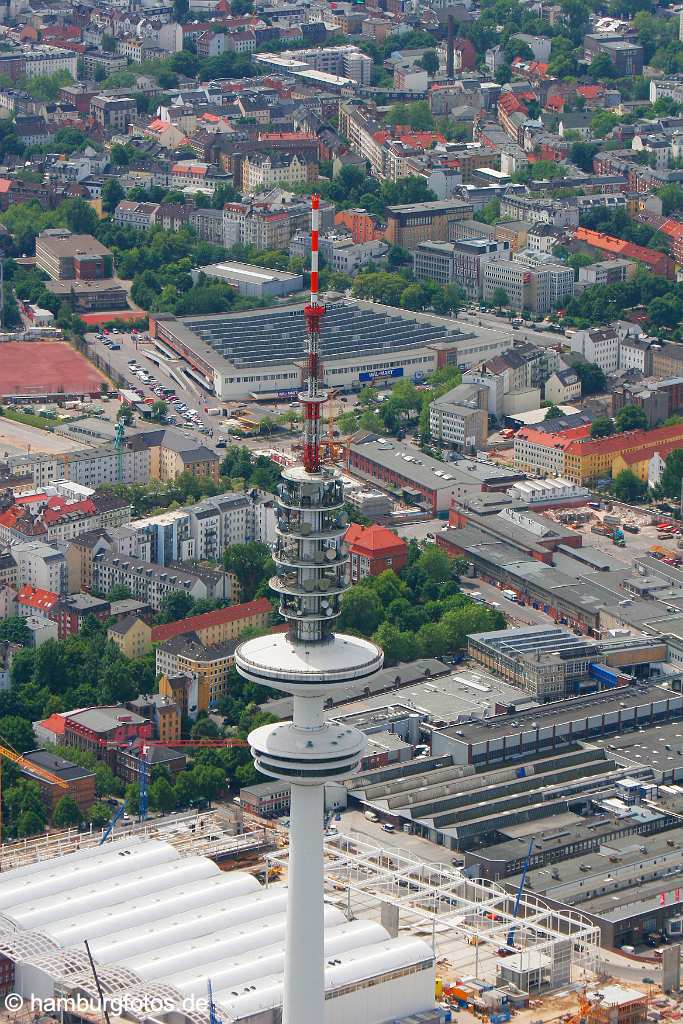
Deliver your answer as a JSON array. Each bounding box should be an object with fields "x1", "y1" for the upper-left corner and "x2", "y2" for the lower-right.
[
  {"x1": 612, "y1": 468, "x2": 647, "y2": 502},
  {"x1": 150, "y1": 776, "x2": 175, "y2": 814},
  {"x1": 53, "y1": 795, "x2": 83, "y2": 828},
  {"x1": 174, "y1": 770, "x2": 198, "y2": 808},
  {"x1": 0, "y1": 616, "x2": 30, "y2": 646},
  {"x1": 544, "y1": 405, "x2": 563, "y2": 420},
  {"x1": 417, "y1": 545, "x2": 452, "y2": 582},
  {"x1": 0, "y1": 715, "x2": 34, "y2": 752},
  {"x1": 64, "y1": 197, "x2": 99, "y2": 234},
  {"x1": 101, "y1": 178, "x2": 124, "y2": 215},
  {"x1": 590, "y1": 415, "x2": 615, "y2": 438},
  {"x1": 419, "y1": 49, "x2": 439, "y2": 75},
  {"x1": 17, "y1": 810, "x2": 46, "y2": 837},
  {"x1": 117, "y1": 404, "x2": 134, "y2": 425},
  {"x1": 156, "y1": 590, "x2": 195, "y2": 624},
  {"x1": 575, "y1": 361, "x2": 606, "y2": 395},
  {"x1": 110, "y1": 143, "x2": 131, "y2": 166},
  {"x1": 657, "y1": 183, "x2": 683, "y2": 216},
  {"x1": 615, "y1": 404, "x2": 648, "y2": 433},
  {"x1": 660, "y1": 448, "x2": 683, "y2": 499},
  {"x1": 339, "y1": 586, "x2": 384, "y2": 635},
  {"x1": 415, "y1": 621, "x2": 449, "y2": 658},
  {"x1": 490, "y1": 287, "x2": 510, "y2": 309},
  {"x1": 224, "y1": 542, "x2": 274, "y2": 601},
  {"x1": 151, "y1": 399, "x2": 169, "y2": 422},
  {"x1": 106, "y1": 584, "x2": 134, "y2": 601},
  {"x1": 569, "y1": 141, "x2": 599, "y2": 173},
  {"x1": 124, "y1": 782, "x2": 141, "y2": 816},
  {"x1": 372, "y1": 622, "x2": 418, "y2": 666},
  {"x1": 86, "y1": 802, "x2": 113, "y2": 829}
]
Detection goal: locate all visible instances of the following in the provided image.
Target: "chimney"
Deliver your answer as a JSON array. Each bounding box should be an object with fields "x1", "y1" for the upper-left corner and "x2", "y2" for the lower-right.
[{"x1": 447, "y1": 13, "x2": 455, "y2": 78}]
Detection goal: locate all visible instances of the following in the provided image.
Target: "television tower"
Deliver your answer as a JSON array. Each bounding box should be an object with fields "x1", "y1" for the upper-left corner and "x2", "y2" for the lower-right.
[{"x1": 235, "y1": 195, "x2": 383, "y2": 1024}]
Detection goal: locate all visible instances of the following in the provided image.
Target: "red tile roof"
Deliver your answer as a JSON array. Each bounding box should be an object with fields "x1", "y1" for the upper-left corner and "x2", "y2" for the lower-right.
[
  {"x1": 151, "y1": 597, "x2": 273, "y2": 644},
  {"x1": 344, "y1": 523, "x2": 407, "y2": 557},
  {"x1": 565, "y1": 423, "x2": 683, "y2": 457},
  {"x1": 573, "y1": 228, "x2": 673, "y2": 275},
  {"x1": 17, "y1": 585, "x2": 59, "y2": 611},
  {"x1": 38, "y1": 713, "x2": 67, "y2": 737},
  {"x1": 516, "y1": 424, "x2": 591, "y2": 449},
  {"x1": 577, "y1": 85, "x2": 604, "y2": 99}
]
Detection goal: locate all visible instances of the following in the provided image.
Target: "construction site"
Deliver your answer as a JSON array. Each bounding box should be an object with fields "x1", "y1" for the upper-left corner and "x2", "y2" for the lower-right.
[{"x1": 0, "y1": 808, "x2": 671, "y2": 1024}]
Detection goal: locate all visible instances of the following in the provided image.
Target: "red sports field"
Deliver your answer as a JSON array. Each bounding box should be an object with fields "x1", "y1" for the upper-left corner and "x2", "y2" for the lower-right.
[{"x1": 0, "y1": 341, "x2": 108, "y2": 398}]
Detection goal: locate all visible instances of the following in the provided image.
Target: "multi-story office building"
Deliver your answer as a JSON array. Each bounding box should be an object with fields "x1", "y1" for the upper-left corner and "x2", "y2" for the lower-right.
[
  {"x1": 384, "y1": 199, "x2": 473, "y2": 248},
  {"x1": 413, "y1": 238, "x2": 511, "y2": 298},
  {"x1": 482, "y1": 259, "x2": 574, "y2": 314},
  {"x1": 429, "y1": 382, "x2": 489, "y2": 451},
  {"x1": 35, "y1": 230, "x2": 113, "y2": 281}
]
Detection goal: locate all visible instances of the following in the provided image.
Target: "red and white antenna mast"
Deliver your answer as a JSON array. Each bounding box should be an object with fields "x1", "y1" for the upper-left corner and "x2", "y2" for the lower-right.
[{"x1": 301, "y1": 194, "x2": 326, "y2": 474}]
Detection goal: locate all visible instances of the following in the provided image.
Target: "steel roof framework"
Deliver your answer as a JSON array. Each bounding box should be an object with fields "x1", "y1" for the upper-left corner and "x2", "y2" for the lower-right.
[{"x1": 268, "y1": 834, "x2": 600, "y2": 989}]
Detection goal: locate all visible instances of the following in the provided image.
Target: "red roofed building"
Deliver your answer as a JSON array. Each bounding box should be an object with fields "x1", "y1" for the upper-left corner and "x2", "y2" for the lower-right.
[
  {"x1": 573, "y1": 227, "x2": 674, "y2": 280},
  {"x1": 514, "y1": 423, "x2": 592, "y2": 477},
  {"x1": 16, "y1": 585, "x2": 59, "y2": 618},
  {"x1": 151, "y1": 597, "x2": 273, "y2": 645},
  {"x1": 344, "y1": 524, "x2": 408, "y2": 581},
  {"x1": 562, "y1": 421, "x2": 683, "y2": 484},
  {"x1": 654, "y1": 218, "x2": 683, "y2": 263},
  {"x1": 335, "y1": 209, "x2": 385, "y2": 243}
]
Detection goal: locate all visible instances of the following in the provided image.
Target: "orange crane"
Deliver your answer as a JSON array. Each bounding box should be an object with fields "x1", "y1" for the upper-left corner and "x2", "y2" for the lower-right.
[{"x1": 0, "y1": 743, "x2": 69, "y2": 845}]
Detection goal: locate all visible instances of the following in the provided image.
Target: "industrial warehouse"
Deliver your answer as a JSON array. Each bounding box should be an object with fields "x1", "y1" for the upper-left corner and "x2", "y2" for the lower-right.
[{"x1": 148, "y1": 300, "x2": 508, "y2": 401}]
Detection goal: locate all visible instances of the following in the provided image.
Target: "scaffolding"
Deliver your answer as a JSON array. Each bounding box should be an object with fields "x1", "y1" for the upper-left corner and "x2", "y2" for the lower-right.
[
  {"x1": 0, "y1": 811, "x2": 270, "y2": 872},
  {"x1": 267, "y1": 833, "x2": 600, "y2": 993}
]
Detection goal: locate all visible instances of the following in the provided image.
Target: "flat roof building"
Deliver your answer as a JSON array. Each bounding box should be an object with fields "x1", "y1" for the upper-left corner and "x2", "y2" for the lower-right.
[
  {"x1": 194, "y1": 261, "x2": 304, "y2": 299},
  {"x1": 149, "y1": 299, "x2": 509, "y2": 401}
]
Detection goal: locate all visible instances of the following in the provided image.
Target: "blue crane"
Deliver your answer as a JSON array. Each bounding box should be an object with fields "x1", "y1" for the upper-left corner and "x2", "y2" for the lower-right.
[
  {"x1": 99, "y1": 802, "x2": 127, "y2": 845},
  {"x1": 207, "y1": 980, "x2": 222, "y2": 1024},
  {"x1": 506, "y1": 838, "x2": 535, "y2": 948}
]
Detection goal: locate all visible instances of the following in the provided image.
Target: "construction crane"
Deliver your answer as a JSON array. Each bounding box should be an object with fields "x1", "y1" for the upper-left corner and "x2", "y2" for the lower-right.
[
  {"x1": 506, "y1": 838, "x2": 535, "y2": 947},
  {"x1": 136, "y1": 738, "x2": 249, "y2": 823},
  {"x1": 207, "y1": 979, "x2": 223, "y2": 1024},
  {"x1": 99, "y1": 801, "x2": 127, "y2": 845},
  {"x1": 0, "y1": 743, "x2": 69, "y2": 845}
]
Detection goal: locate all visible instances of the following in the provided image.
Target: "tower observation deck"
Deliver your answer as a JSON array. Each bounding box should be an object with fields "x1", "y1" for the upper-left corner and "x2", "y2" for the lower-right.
[{"x1": 234, "y1": 195, "x2": 383, "y2": 1024}]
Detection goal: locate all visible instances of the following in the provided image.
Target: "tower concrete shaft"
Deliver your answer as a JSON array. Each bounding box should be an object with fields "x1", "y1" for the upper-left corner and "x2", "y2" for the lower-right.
[{"x1": 235, "y1": 197, "x2": 383, "y2": 1024}]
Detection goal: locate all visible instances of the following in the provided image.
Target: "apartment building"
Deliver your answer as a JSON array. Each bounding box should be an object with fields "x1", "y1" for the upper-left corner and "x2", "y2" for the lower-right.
[
  {"x1": 66, "y1": 527, "x2": 139, "y2": 594},
  {"x1": 577, "y1": 258, "x2": 636, "y2": 290},
  {"x1": 89, "y1": 95, "x2": 137, "y2": 131},
  {"x1": 344, "y1": 524, "x2": 408, "y2": 582},
  {"x1": 131, "y1": 491, "x2": 274, "y2": 565},
  {"x1": 151, "y1": 598, "x2": 272, "y2": 647},
  {"x1": 23, "y1": 46, "x2": 78, "y2": 78},
  {"x1": 413, "y1": 238, "x2": 511, "y2": 298},
  {"x1": 499, "y1": 193, "x2": 580, "y2": 228},
  {"x1": 241, "y1": 151, "x2": 316, "y2": 193},
  {"x1": 545, "y1": 367, "x2": 581, "y2": 406},
  {"x1": 429, "y1": 382, "x2": 489, "y2": 451},
  {"x1": 222, "y1": 197, "x2": 334, "y2": 251},
  {"x1": 338, "y1": 101, "x2": 388, "y2": 176},
  {"x1": 91, "y1": 554, "x2": 233, "y2": 610},
  {"x1": 107, "y1": 614, "x2": 153, "y2": 658},
  {"x1": 519, "y1": 421, "x2": 683, "y2": 484},
  {"x1": 126, "y1": 430, "x2": 219, "y2": 482},
  {"x1": 157, "y1": 637, "x2": 236, "y2": 712},
  {"x1": 569, "y1": 326, "x2": 620, "y2": 374},
  {"x1": 513, "y1": 422, "x2": 591, "y2": 476},
  {"x1": 11, "y1": 541, "x2": 66, "y2": 594}
]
